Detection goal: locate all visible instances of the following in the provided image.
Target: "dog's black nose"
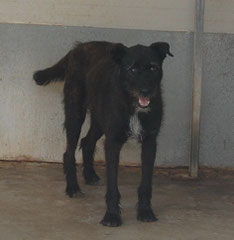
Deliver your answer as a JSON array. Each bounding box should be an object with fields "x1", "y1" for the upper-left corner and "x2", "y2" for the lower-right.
[{"x1": 139, "y1": 89, "x2": 150, "y2": 96}]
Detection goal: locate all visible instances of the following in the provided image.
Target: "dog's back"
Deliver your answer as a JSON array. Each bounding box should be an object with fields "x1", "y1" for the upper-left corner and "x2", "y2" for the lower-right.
[{"x1": 33, "y1": 41, "x2": 114, "y2": 86}]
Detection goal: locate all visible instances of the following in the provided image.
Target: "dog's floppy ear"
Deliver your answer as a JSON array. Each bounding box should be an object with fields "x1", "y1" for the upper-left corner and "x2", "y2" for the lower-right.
[
  {"x1": 110, "y1": 43, "x2": 127, "y2": 64},
  {"x1": 150, "y1": 42, "x2": 173, "y2": 60}
]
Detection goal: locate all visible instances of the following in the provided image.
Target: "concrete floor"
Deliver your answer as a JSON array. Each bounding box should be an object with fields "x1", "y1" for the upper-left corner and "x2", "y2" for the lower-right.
[{"x1": 0, "y1": 162, "x2": 234, "y2": 240}]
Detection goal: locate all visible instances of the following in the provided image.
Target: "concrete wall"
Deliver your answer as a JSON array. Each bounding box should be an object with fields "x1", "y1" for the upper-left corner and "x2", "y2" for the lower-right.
[
  {"x1": 200, "y1": 33, "x2": 234, "y2": 167},
  {"x1": 0, "y1": 24, "x2": 193, "y2": 166},
  {"x1": 0, "y1": 1, "x2": 234, "y2": 167}
]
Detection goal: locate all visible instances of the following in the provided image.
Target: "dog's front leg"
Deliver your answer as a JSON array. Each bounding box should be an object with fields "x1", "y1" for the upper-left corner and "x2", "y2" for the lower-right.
[
  {"x1": 137, "y1": 135, "x2": 158, "y2": 222},
  {"x1": 101, "y1": 138, "x2": 124, "y2": 227}
]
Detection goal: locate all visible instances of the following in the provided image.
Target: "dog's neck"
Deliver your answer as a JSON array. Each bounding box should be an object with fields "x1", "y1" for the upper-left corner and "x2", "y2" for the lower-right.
[
  {"x1": 129, "y1": 112, "x2": 143, "y2": 140},
  {"x1": 135, "y1": 106, "x2": 151, "y2": 113}
]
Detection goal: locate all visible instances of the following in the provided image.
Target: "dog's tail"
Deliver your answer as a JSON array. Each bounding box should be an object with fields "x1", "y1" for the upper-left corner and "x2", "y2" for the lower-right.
[{"x1": 33, "y1": 52, "x2": 70, "y2": 86}]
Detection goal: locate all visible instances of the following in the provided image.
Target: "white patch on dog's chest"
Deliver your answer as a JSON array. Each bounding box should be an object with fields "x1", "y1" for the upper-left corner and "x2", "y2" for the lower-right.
[{"x1": 129, "y1": 114, "x2": 143, "y2": 139}]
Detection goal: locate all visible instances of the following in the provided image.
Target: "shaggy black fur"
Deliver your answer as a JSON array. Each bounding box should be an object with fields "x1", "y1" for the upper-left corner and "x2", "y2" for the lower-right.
[{"x1": 33, "y1": 41, "x2": 173, "y2": 227}]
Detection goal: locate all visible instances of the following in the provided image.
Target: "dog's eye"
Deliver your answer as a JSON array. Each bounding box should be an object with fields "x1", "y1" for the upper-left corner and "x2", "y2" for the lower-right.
[
  {"x1": 128, "y1": 67, "x2": 138, "y2": 73},
  {"x1": 150, "y1": 64, "x2": 160, "y2": 71},
  {"x1": 128, "y1": 66, "x2": 138, "y2": 73}
]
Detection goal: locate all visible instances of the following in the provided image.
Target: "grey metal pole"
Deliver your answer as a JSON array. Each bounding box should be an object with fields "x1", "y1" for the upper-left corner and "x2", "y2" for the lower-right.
[{"x1": 190, "y1": 0, "x2": 205, "y2": 177}]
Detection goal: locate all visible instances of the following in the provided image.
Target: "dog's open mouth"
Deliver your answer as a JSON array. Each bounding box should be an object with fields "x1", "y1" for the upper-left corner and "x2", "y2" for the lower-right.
[{"x1": 138, "y1": 97, "x2": 150, "y2": 108}]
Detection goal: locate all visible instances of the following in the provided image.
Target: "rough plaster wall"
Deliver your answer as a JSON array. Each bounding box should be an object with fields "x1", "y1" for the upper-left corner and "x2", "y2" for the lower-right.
[
  {"x1": 1, "y1": 0, "x2": 234, "y2": 34},
  {"x1": 0, "y1": 24, "x2": 193, "y2": 166},
  {"x1": 204, "y1": 0, "x2": 234, "y2": 34},
  {"x1": 0, "y1": 0, "x2": 195, "y2": 31},
  {"x1": 199, "y1": 33, "x2": 234, "y2": 167}
]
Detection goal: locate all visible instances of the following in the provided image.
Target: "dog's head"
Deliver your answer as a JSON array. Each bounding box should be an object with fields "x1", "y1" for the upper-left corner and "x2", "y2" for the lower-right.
[{"x1": 111, "y1": 42, "x2": 173, "y2": 110}]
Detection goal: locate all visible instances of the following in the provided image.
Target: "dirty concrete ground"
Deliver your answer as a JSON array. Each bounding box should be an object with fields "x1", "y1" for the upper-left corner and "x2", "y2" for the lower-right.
[{"x1": 0, "y1": 161, "x2": 234, "y2": 240}]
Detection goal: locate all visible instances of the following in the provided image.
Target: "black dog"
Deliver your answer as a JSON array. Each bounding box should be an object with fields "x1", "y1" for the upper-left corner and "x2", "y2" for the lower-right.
[{"x1": 33, "y1": 41, "x2": 173, "y2": 227}]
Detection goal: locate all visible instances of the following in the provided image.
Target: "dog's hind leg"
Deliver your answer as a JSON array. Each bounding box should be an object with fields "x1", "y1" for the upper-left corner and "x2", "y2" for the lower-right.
[
  {"x1": 80, "y1": 118, "x2": 103, "y2": 185},
  {"x1": 63, "y1": 78, "x2": 86, "y2": 198}
]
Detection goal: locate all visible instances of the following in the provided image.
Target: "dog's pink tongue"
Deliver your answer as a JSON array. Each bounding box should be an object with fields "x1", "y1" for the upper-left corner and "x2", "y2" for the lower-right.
[{"x1": 138, "y1": 97, "x2": 150, "y2": 107}]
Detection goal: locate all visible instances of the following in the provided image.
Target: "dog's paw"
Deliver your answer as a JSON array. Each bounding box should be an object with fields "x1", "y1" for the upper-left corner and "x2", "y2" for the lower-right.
[
  {"x1": 84, "y1": 169, "x2": 101, "y2": 185},
  {"x1": 65, "y1": 183, "x2": 84, "y2": 198},
  {"x1": 100, "y1": 212, "x2": 122, "y2": 227},
  {"x1": 137, "y1": 208, "x2": 158, "y2": 222},
  {"x1": 85, "y1": 176, "x2": 100, "y2": 185}
]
